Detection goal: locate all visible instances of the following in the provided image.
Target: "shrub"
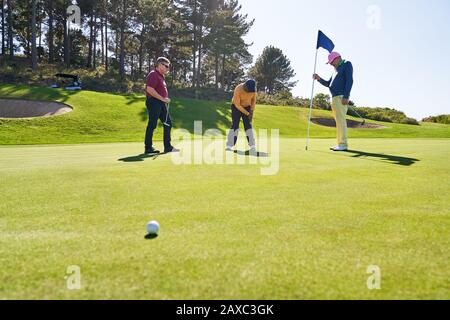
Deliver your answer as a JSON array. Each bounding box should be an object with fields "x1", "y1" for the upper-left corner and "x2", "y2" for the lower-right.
[
  {"x1": 350, "y1": 106, "x2": 419, "y2": 125},
  {"x1": 257, "y1": 91, "x2": 309, "y2": 108},
  {"x1": 402, "y1": 117, "x2": 420, "y2": 126},
  {"x1": 422, "y1": 115, "x2": 450, "y2": 124}
]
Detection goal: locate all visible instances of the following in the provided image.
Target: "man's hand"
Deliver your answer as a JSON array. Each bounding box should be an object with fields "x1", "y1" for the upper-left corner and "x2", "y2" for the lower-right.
[
  {"x1": 313, "y1": 74, "x2": 321, "y2": 81},
  {"x1": 147, "y1": 86, "x2": 171, "y2": 104},
  {"x1": 342, "y1": 98, "x2": 349, "y2": 105},
  {"x1": 248, "y1": 110, "x2": 254, "y2": 122}
]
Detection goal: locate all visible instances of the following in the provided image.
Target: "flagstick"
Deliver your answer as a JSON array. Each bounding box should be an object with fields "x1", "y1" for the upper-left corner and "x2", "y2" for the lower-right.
[{"x1": 306, "y1": 49, "x2": 319, "y2": 151}]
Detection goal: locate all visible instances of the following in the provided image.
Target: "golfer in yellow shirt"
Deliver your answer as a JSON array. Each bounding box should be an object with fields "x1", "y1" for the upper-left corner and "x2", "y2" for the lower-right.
[{"x1": 226, "y1": 80, "x2": 257, "y2": 152}]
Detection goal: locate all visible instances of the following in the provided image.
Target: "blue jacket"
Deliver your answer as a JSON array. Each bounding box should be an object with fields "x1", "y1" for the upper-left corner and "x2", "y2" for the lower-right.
[{"x1": 319, "y1": 61, "x2": 354, "y2": 99}]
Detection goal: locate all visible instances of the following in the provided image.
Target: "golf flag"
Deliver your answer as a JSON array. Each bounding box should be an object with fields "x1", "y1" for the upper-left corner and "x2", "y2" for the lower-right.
[
  {"x1": 317, "y1": 30, "x2": 335, "y2": 53},
  {"x1": 306, "y1": 30, "x2": 335, "y2": 150}
]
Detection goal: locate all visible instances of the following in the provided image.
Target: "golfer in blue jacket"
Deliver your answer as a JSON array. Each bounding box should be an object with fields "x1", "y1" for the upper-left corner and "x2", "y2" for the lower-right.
[{"x1": 314, "y1": 52, "x2": 354, "y2": 151}]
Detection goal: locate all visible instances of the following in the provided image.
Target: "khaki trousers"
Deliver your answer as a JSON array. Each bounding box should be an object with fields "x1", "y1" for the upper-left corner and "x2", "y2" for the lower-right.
[{"x1": 331, "y1": 95, "x2": 349, "y2": 148}]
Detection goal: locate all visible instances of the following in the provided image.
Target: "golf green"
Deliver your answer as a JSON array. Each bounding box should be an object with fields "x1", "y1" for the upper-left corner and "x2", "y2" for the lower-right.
[{"x1": 1, "y1": 138, "x2": 448, "y2": 299}]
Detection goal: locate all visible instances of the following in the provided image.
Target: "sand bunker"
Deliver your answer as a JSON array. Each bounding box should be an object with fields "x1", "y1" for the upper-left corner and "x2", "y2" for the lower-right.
[
  {"x1": 311, "y1": 117, "x2": 387, "y2": 129},
  {"x1": 0, "y1": 98, "x2": 73, "y2": 119}
]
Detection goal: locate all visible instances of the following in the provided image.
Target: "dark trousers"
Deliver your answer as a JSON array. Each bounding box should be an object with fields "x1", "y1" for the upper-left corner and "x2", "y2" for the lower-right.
[
  {"x1": 226, "y1": 104, "x2": 255, "y2": 147},
  {"x1": 145, "y1": 97, "x2": 172, "y2": 150}
]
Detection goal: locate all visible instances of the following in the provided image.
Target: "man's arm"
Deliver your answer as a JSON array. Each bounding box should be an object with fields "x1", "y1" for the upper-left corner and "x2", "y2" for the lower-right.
[
  {"x1": 146, "y1": 86, "x2": 169, "y2": 103},
  {"x1": 251, "y1": 93, "x2": 256, "y2": 111},
  {"x1": 314, "y1": 74, "x2": 331, "y2": 87},
  {"x1": 235, "y1": 103, "x2": 250, "y2": 116},
  {"x1": 343, "y1": 62, "x2": 354, "y2": 100},
  {"x1": 248, "y1": 93, "x2": 256, "y2": 122},
  {"x1": 318, "y1": 77, "x2": 332, "y2": 88}
]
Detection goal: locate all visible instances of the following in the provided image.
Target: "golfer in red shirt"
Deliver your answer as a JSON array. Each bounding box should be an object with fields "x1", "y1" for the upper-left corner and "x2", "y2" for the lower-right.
[{"x1": 144, "y1": 57, "x2": 179, "y2": 154}]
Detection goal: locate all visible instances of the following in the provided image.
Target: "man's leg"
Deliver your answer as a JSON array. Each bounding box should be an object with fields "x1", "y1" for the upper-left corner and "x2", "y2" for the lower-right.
[
  {"x1": 159, "y1": 102, "x2": 173, "y2": 151},
  {"x1": 331, "y1": 96, "x2": 349, "y2": 148},
  {"x1": 242, "y1": 107, "x2": 256, "y2": 148},
  {"x1": 145, "y1": 98, "x2": 162, "y2": 151},
  {"x1": 226, "y1": 105, "x2": 242, "y2": 148}
]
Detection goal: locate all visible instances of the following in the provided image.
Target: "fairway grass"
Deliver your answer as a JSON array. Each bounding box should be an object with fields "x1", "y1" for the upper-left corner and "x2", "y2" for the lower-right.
[
  {"x1": 1, "y1": 84, "x2": 450, "y2": 145},
  {"x1": 1, "y1": 138, "x2": 449, "y2": 299}
]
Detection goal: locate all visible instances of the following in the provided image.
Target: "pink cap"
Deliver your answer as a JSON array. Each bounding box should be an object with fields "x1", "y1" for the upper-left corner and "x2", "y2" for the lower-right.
[{"x1": 327, "y1": 52, "x2": 341, "y2": 64}]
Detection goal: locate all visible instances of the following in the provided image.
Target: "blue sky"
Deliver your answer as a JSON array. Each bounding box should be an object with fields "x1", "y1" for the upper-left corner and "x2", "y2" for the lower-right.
[{"x1": 239, "y1": 0, "x2": 450, "y2": 119}]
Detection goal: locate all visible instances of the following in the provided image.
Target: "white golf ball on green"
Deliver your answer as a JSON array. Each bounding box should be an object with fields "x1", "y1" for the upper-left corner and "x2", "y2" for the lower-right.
[{"x1": 146, "y1": 221, "x2": 160, "y2": 235}]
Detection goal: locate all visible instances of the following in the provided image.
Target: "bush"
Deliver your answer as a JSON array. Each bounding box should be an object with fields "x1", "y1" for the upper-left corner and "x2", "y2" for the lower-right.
[
  {"x1": 257, "y1": 91, "x2": 309, "y2": 108},
  {"x1": 422, "y1": 115, "x2": 450, "y2": 124},
  {"x1": 349, "y1": 106, "x2": 419, "y2": 125},
  {"x1": 313, "y1": 93, "x2": 331, "y2": 110},
  {"x1": 370, "y1": 112, "x2": 393, "y2": 123},
  {"x1": 402, "y1": 117, "x2": 420, "y2": 126}
]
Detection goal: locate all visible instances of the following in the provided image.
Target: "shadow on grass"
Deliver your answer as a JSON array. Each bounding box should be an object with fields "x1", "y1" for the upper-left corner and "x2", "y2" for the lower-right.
[
  {"x1": 118, "y1": 153, "x2": 161, "y2": 162},
  {"x1": 138, "y1": 99, "x2": 231, "y2": 135},
  {"x1": 313, "y1": 149, "x2": 420, "y2": 166},
  {"x1": 0, "y1": 84, "x2": 80, "y2": 103},
  {"x1": 145, "y1": 234, "x2": 158, "y2": 240},
  {"x1": 317, "y1": 149, "x2": 420, "y2": 166},
  {"x1": 234, "y1": 150, "x2": 269, "y2": 158},
  {"x1": 344, "y1": 150, "x2": 420, "y2": 166}
]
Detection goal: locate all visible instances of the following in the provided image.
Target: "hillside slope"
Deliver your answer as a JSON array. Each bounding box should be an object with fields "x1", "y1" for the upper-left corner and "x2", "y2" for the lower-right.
[{"x1": 0, "y1": 84, "x2": 449, "y2": 145}]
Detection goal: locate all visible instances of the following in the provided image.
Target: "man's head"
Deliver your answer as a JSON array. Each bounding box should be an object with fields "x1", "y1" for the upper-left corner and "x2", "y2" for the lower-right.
[
  {"x1": 156, "y1": 57, "x2": 171, "y2": 75},
  {"x1": 327, "y1": 52, "x2": 342, "y2": 68},
  {"x1": 244, "y1": 79, "x2": 257, "y2": 93}
]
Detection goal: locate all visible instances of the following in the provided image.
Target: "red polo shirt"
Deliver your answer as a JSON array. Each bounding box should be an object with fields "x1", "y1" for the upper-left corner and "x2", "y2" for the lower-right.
[{"x1": 146, "y1": 69, "x2": 168, "y2": 99}]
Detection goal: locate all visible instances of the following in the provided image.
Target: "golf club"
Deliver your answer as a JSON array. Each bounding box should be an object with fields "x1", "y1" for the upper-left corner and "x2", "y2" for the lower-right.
[
  {"x1": 248, "y1": 110, "x2": 253, "y2": 126},
  {"x1": 163, "y1": 103, "x2": 171, "y2": 127},
  {"x1": 348, "y1": 105, "x2": 366, "y2": 126}
]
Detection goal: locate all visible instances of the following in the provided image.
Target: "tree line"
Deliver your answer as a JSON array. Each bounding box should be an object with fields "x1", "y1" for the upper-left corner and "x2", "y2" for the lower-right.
[
  {"x1": 1, "y1": 0, "x2": 298, "y2": 94},
  {"x1": 0, "y1": 0, "x2": 248, "y2": 91}
]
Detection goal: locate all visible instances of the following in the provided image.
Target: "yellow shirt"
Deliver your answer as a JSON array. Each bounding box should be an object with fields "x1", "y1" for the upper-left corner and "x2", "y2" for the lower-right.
[{"x1": 232, "y1": 84, "x2": 257, "y2": 114}]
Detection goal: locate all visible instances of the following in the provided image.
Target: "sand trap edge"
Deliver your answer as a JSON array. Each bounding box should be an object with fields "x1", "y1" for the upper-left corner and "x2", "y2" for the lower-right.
[{"x1": 0, "y1": 98, "x2": 74, "y2": 119}]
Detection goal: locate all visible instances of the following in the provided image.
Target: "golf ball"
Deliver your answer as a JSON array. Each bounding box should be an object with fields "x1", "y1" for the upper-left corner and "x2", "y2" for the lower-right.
[{"x1": 146, "y1": 221, "x2": 160, "y2": 235}]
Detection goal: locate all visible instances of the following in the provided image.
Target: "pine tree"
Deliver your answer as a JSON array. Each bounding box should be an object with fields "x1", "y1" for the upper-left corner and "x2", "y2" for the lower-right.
[{"x1": 249, "y1": 46, "x2": 297, "y2": 94}]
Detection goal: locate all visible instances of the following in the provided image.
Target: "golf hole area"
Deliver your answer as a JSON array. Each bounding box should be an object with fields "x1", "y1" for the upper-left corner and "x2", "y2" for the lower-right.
[
  {"x1": 0, "y1": 98, "x2": 73, "y2": 119},
  {"x1": 311, "y1": 117, "x2": 387, "y2": 129}
]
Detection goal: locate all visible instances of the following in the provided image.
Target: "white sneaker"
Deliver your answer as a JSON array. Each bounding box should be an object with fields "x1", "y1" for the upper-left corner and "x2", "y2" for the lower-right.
[
  {"x1": 249, "y1": 146, "x2": 257, "y2": 155},
  {"x1": 226, "y1": 146, "x2": 234, "y2": 152},
  {"x1": 330, "y1": 146, "x2": 348, "y2": 152}
]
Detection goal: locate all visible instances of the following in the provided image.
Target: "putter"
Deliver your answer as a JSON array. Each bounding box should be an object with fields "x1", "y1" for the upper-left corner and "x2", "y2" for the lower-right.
[
  {"x1": 163, "y1": 103, "x2": 171, "y2": 127},
  {"x1": 348, "y1": 106, "x2": 366, "y2": 126}
]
